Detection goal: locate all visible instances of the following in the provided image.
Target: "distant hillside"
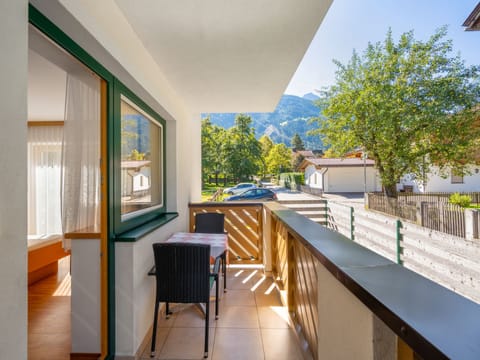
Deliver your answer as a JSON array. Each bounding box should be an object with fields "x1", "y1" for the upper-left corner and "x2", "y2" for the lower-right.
[
  {"x1": 302, "y1": 92, "x2": 320, "y2": 101},
  {"x1": 204, "y1": 94, "x2": 325, "y2": 150}
]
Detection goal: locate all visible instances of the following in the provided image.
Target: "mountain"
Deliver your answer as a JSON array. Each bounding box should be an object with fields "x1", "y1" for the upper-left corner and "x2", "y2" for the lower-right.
[
  {"x1": 302, "y1": 92, "x2": 320, "y2": 101},
  {"x1": 203, "y1": 94, "x2": 325, "y2": 150}
]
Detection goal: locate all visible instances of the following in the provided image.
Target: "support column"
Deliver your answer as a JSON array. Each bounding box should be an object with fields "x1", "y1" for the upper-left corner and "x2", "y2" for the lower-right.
[{"x1": 0, "y1": 1, "x2": 28, "y2": 359}]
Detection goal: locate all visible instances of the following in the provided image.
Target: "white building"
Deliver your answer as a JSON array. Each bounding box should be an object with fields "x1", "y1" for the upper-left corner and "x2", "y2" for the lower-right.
[
  {"x1": 398, "y1": 165, "x2": 480, "y2": 193},
  {"x1": 299, "y1": 158, "x2": 381, "y2": 193}
]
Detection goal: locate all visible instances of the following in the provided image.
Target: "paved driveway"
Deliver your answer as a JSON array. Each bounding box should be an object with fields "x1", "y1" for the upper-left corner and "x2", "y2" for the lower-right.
[{"x1": 272, "y1": 187, "x2": 366, "y2": 208}]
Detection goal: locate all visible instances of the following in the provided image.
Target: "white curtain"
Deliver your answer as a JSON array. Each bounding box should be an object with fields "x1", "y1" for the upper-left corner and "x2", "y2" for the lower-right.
[
  {"x1": 61, "y1": 72, "x2": 101, "y2": 241},
  {"x1": 27, "y1": 126, "x2": 63, "y2": 236}
]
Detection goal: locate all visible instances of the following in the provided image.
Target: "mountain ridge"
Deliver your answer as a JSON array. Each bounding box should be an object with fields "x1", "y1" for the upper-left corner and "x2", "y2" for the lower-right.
[{"x1": 203, "y1": 94, "x2": 324, "y2": 149}]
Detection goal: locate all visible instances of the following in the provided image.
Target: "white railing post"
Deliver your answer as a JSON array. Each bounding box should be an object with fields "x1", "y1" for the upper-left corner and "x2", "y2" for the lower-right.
[{"x1": 465, "y1": 208, "x2": 479, "y2": 240}]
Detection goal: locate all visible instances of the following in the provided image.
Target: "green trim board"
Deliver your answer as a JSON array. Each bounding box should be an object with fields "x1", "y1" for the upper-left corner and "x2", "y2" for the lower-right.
[{"x1": 115, "y1": 213, "x2": 179, "y2": 242}]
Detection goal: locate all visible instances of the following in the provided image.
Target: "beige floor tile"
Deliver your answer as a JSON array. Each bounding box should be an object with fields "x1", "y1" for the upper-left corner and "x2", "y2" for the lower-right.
[
  {"x1": 227, "y1": 268, "x2": 263, "y2": 290},
  {"x1": 257, "y1": 306, "x2": 290, "y2": 329},
  {"x1": 174, "y1": 303, "x2": 218, "y2": 328},
  {"x1": 220, "y1": 289, "x2": 256, "y2": 306},
  {"x1": 254, "y1": 285, "x2": 283, "y2": 307},
  {"x1": 261, "y1": 328, "x2": 304, "y2": 360},
  {"x1": 212, "y1": 328, "x2": 264, "y2": 360},
  {"x1": 141, "y1": 327, "x2": 170, "y2": 359},
  {"x1": 158, "y1": 326, "x2": 215, "y2": 359},
  {"x1": 216, "y1": 305, "x2": 259, "y2": 328},
  {"x1": 141, "y1": 269, "x2": 304, "y2": 360}
]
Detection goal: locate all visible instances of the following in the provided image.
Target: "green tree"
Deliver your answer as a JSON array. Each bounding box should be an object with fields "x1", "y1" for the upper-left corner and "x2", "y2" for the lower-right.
[
  {"x1": 292, "y1": 153, "x2": 305, "y2": 171},
  {"x1": 201, "y1": 117, "x2": 228, "y2": 185},
  {"x1": 291, "y1": 133, "x2": 305, "y2": 151},
  {"x1": 224, "y1": 114, "x2": 261, "y2": 181},
  {"x1": 322, "y1": 148, "x2": 340, "y2": 158},
  {"x1": 259, "y1": 135, "x2": 274, "y2": 177},
  {"x1": 312, "y1": 27, "x2": 480, "y2": 197},
  {"x1": 266, "y1": 143, "x2": 292, "y2": 175}
]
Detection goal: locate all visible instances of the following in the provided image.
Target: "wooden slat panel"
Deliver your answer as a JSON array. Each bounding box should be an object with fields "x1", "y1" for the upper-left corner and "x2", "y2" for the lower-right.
[
  {"x1": 292, "y1": 238, "x2": 318, "y2": 359},
  {"x1": 189, "y1": 204, "x2": 263, "y2": 264},
  {"x1": 273, "y1": 220, "x2": 289, "y2": 290}
]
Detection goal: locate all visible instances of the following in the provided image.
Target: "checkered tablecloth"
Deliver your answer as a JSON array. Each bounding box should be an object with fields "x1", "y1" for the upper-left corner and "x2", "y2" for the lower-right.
[{"x1": 166, "y1": 232, "x2": 228, "y2": 259}]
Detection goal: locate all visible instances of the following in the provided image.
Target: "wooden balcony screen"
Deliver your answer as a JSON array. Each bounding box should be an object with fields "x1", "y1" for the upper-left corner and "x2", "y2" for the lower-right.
[{"x1": 189, "y1": 203, "x2": 263, "y2": 264}]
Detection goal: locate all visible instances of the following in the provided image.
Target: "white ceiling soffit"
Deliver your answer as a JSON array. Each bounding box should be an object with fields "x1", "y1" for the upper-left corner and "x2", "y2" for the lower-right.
[{"x1": 114, "y1": 0, "x2": 333, "y2": 113}]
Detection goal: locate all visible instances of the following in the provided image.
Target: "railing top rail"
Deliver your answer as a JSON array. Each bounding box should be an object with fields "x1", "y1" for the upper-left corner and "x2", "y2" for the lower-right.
[
  {"x1": 189, "y1": 201, "x2": 265, "y2": 208},
  {"x1": 264, "y1": 202, "x2": 480, "y2": 360}
]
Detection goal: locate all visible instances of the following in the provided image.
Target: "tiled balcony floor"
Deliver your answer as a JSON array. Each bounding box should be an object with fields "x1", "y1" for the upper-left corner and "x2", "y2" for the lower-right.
[{"x1": 140, "y1": 266, "x2": 306, "y2": 360}]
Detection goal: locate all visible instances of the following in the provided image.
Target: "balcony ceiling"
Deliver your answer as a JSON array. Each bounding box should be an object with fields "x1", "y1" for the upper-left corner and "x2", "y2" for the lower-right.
[{"x1": 113, "y1": 0, "x2": 332, "y2": 113}]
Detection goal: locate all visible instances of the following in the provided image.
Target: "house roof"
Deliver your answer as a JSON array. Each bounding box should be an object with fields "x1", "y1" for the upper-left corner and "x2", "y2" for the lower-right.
[
  {"x1": 463, "y1": 2, "x2": 480, "y2": 31},
  {"x1": 298, "y1": 157, "x2": 375, "y2": 171}
]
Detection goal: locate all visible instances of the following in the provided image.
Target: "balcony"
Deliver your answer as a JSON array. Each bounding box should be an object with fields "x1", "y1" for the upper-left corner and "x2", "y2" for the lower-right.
[
  {"x1": 140, "y1": 266, "x2": 304, "y2": 359},
  {"x1": 137, "y1": 201, "x2": 480, "y2": 359}
]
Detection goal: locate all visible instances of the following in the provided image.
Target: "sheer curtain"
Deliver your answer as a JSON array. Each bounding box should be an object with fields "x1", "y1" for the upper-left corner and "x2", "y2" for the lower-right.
[
  {"x1": 27, "y1": 126, "x2": 63, "y2": 236},
  {"x1": 61, "y1": 72, "x2": 101, "y2": 242}
]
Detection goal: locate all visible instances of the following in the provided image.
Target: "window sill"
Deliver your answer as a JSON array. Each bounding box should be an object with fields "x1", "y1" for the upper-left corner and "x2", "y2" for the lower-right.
[{"x1": 115, "y1": 212, "x2": 179, "y2": 242}]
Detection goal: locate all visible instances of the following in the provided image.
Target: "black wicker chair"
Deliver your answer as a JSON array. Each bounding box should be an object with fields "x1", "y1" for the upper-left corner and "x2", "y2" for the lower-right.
[
  {"x1": 194, "y1": 212, "x2": 227, "y2": 291},
  {"x1": 194, "y1": 212, "x2": 225, "y2": 233},
  {"x1": 150, "y1": 243, "x2": 219, "y2": 358}
]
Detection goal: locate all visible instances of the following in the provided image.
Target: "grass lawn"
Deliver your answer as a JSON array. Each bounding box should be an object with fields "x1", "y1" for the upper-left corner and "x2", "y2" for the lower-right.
[
  {"x1": 467, "y1": 204, "x2": 480, "y2": 209},
  {"x1": 201, "y1": 183, "x2": 230, "y2": 202}
]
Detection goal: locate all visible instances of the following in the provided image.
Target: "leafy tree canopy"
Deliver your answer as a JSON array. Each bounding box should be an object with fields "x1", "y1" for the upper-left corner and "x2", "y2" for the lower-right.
[
  {"x1": 201, "y1": 117, "x2": 228, "y2": 184},
  {"x1": 266, "y1": 143, "x2": 292, "y2": 175},
  {"x1": 224, "y1": 114, "x2": 262, "y2": 181},
  {"x1": 312, "y1": 26, "x2": 480, "y2": 196}
]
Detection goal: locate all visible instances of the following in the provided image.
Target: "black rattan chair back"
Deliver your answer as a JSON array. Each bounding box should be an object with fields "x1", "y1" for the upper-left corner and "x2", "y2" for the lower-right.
[
  {"x1": 153, "y1": 242, "x2": 210, "y2": 303},
  {"x1": 194, "y1": 212, "x2": 225, "y2": 233}
]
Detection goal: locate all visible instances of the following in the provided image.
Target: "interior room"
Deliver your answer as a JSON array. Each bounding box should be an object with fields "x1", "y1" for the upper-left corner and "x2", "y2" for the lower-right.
[{"x1": 27, "y1": 24, "x2": 102, "y2": 360}]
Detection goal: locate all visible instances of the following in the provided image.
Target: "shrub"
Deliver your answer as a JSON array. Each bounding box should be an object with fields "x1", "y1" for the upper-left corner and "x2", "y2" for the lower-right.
[
  {"x1": 279, "y1": 172, "x2": 304, "y2": 190},
  {"x1": 449, "y1": 193, "x2": 471, "y2": 208}
]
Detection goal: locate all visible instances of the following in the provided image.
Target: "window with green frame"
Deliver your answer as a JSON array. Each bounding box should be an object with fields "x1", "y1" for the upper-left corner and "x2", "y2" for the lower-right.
[{"x1": 114, "y1": 80, "x2": 166, "y2": 233}]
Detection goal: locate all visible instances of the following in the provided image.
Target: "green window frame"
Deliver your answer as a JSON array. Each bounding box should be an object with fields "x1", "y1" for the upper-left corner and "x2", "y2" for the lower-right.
[{"x1": 113, "y1": 80, "x2": 167, "y2": 234}]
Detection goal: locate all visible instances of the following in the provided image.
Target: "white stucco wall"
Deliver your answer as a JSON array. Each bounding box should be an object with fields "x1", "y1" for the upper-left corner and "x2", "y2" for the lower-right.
[
  {"x1": 399, "y1": 165, "x2": 480, "y2": 193},
  {"x1": 0, "y1": 1, "x2": 28, "y2": 359},
  {"x1": 71, "y1": 239, "x2": 101, "y2": 353},
  {"x1": 304, "y1": 165, "x2": 326, "y2": 189},
  {"x1": 327, "y1": 167, "x2": 380, "y2": 193},
  {"x1": 305, "y1": 166, "x2": 380, "y2": 192},
  {"x1": 317, "y1": 260, "x2": 375, "y2": 359},
  {"x1": 425, "y1": 166, "x2": 480, "y2": 193}
]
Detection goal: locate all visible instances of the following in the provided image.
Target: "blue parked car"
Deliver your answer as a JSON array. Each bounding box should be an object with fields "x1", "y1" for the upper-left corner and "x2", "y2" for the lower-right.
[{"x1": 224, "y1": 188, "x2": 277, "y2": 201}]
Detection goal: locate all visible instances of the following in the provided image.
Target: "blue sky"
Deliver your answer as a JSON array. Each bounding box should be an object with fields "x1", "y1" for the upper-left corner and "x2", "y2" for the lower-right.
[{"x1": 285, "y1": 0, "x2": 479, "y2": 97}]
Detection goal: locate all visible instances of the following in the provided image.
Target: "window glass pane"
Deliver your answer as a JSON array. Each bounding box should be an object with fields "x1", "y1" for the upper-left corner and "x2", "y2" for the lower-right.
[
  {"x1": 121, "y1": 96, "x2": 163, "y2": 218},
  {"x1": 28, "y1": 126, "x2": 63, "y2": 235}
]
